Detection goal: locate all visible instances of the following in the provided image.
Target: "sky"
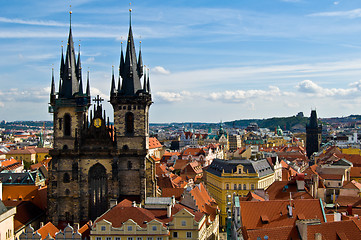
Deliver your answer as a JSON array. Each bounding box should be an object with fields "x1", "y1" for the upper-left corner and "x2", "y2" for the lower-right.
[{"x1": 2, "y1": 0, "x2": 361, "y2": 123}]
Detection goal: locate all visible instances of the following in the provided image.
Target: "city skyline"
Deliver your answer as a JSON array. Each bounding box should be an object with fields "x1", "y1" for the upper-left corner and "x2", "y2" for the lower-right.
[{"x1": 1, "y1": 0, "x2": 361, "y2": 122}]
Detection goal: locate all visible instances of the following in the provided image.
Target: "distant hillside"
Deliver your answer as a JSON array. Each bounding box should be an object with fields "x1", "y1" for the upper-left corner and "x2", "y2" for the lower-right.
[{"x1": 225, "y1": 115, "x2": 308, "y2": 131}]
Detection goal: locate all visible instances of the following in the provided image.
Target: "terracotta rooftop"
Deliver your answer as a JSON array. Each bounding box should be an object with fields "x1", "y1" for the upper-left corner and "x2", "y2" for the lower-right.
[
  {"x1": 305, "y1": 219, "x2": 361, "y2": 240},
  {"x1": 320, "y1": 174, "x2": 343, "y2": 180},
  {"x1": 239, "y1": 199, "x2": 325, "y2": 230},
  {"x1": 351, "y1": 167, "x2": 361, "y2": 178},
  {"x1": 161, "y1": 188, "x2": 184, "y2": 201},
  {"x1": 94, "y1": 202, "x2": 204, "y2": 228},
  {"x1": 149, "y1": 137, "x2": 162, "y2": 149},
  {"x1": 265, "y1": 180, "x2": 313, "y2": 201},
  {"x1": 244, "y1": 225, "x2": 300, "y2": 240},
  {"x1": 37, "y1": 222, "x2": 59, "y2": 240}
]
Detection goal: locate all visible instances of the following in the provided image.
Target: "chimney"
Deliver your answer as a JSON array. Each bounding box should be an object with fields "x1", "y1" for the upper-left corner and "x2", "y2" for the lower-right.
[
  {"x1": 287, "y1": 205, "x2": 293, "y2": 218},
  {"x1": 109, "y1": 199, "x2": 118, "y2": 208},
  {"x1": 132, "y1": 201, "x2": 137, "y2": 207},
  {"x1": 171, "y1": 195, "x2": 175, "y2": 206},
  {"x1": 315, "y1": 233, "x2": 322, "y2": 240},
  {"x1": 347, "y1": 205, "x2": 352, "y2": 216},
  {"x1": 334, "y1": 212, "x2": 341, "y2": 222},
  {"x1": 167, "y1": 204, "x2": 172, "y2": 218}
]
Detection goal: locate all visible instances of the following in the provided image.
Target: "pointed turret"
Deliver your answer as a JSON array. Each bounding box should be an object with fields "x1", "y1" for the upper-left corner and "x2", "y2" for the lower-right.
[
  {"x1": 119, "y1": 42, "x2": 125, "y2": 79},
  {"x1": 143, "y1": 65, "x2": 147, "y2": 92},
  {"x1": 110, "y1": 66, "x2": 116, "y2": 97},
  {"x1": 76, "y1": 44, "x2": 82, "y2": 81},
  {"x1": 60, "y1": 45, "x2": 65, "y2": 79},
  {"x1": 117, "y1": 74, "x2": 121, "y2": 92},
  {"x1": 79, "y1": 75, "x2": 84, "y2": 95},
  {"x1": 119, "y1": 9, "x2": 142, "y2": 96},
  {"x1": 146, "y1": 68, "x2": 151, "y2": 94},
  {"x1": 86, "y1": 71, "x2": 91, "y2": 103},
  {"x1": 60, "y1": 11, "x2": 80, "y2": 98},
  {"x1": 137, "y1": 41, "x2": 143, "y2": 78},
  {"x1": 50, "y1": 68, "x2": 56, "y2": 104}
]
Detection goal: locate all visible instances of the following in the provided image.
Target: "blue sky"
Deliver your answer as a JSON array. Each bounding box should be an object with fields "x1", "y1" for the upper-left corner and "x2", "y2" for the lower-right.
[{"x1": 1, "y1": 0, "x2": 361, "y2": 123}]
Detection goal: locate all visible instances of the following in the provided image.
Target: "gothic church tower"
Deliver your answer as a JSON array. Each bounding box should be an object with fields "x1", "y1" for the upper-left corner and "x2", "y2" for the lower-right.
[
  {"x1": 110, "y1": 9, "x2": 156, "y2": 202},
  {"x1": 306, "y1": 110, "x2": 322, "y2": 160},
  {"x1": 48, "y1": 10, "x2": 156, "y2": 227}
]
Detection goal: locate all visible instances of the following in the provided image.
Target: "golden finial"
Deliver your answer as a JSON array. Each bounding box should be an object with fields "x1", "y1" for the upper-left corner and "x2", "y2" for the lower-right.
[{"x1": 69, "y1": 5, "x2": 72, "y2": 14}]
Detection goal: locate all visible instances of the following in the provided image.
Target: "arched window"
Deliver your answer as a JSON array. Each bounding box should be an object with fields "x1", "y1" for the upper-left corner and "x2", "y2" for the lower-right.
[
  {"x1": 243, "y1": 184, "x2": 247, "y2": 190},
  {"x1": 234, "y1": 184, "x2": 237, "y2": 190},
  {"x1": 64, "y1": 114, "x2": 71, "y2": 136},
  {"x1": 238, "y1": 184, "x2": 242, "y2": 190},
  {"x1": 63, "y1": 173, "x2": 70, "y2": 183},
  {"x1": 125, "y1": 112, "x2": 134, "y2": 134}
]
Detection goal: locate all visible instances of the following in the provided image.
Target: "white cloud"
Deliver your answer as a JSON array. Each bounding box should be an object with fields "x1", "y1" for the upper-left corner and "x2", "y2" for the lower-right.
[
  {"x1": 152, "y1": 66, "x2": 171, "y2": 75},
  {"x1": 309, "y1": 8, "x2": 361, "y2": 18},
  {"x1": 296, "y1": 79, "x2": 358, "y2": 97},
  {"x1": 155, "y1": 91, "x2": 190, "y2": 103}
]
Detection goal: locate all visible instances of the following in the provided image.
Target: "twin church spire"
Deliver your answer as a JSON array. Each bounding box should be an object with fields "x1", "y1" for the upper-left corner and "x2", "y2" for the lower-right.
[
  {"x1": 50, "y1": 11, "x2": 90, "y2": 107},
  {"x1": 111, "y1": 9, "x2": 151, "y2": 98},
  {"x1": 51, "y1": 8, "x2": 151, "y2": 106}
]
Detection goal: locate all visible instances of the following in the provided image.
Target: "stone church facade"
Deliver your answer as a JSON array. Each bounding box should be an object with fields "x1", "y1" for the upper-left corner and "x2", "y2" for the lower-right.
[{"x1": 47, "y1": 12, "x2": 156, "y2": 226}]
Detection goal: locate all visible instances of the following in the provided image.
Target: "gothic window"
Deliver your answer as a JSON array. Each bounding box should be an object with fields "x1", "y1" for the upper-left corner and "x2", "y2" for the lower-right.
[
  {"x1": 243, "y1": 184, "x2": 247, "y2": 190},
  {"x1": 125, "y1": 112, "x2": 134, "y2": 134},
  {"x1": 64, "y1": 114, "x2": 71, "y2": 136},
  {"x1": 127, "y1": 161, "x2": 132, "y2": 170},
  {"x1": 63, "y1": 145, "x2": 68, "y2": 150},
  {"x1": 72, "y1": 163, "x2": 78, "y2": 180},
  {"x1": 89, "y1": 163, "x2": 107, "y2": 221},
  {"x1": 59, "y1": 118, "x2": 62, "y2": 130},
  {"x1": 63, "y1": 173, "x2": 70, "y2": 183}
]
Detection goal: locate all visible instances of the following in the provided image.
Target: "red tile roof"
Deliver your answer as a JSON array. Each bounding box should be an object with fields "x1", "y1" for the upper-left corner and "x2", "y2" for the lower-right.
[
  {"x1": 306, "y1": 219, "x2": 361, "y2": 240},
  {"x1": 94, "y1": 202, "x2": 204, "y2": 228},
  {"x1": 244, "y1": 225, "x2": 300, "y2": 240},
  {"x1": 161, "y1": 188, "x2": 185, "y2": 201},
  {"x1": 37, "y1": 222, "x2": 59, "y2": 240},
  {"x1": 149, "y1": 137, "x2": 162, "y2": 149},
  {"x1": 265, "y1": 180, "x2": 313, "y2": 201},
  {"x1": 351, "y1": 167, "x2": 361, "y2": 178},
  {"x1": 239, "y1": 199, "x2": 325, "y2": 230}
]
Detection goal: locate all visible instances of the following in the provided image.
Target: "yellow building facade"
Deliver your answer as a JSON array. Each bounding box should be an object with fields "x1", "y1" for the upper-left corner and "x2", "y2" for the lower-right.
[
  {"x1": 90, "y1": 200, "x2": 219, "y2": 240},
  {"x1": 205, "y1": 158, "x2": 275, "y2": 227}
]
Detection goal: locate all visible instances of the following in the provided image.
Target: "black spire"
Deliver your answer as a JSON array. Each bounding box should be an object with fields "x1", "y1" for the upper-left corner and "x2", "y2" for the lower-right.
[
  {"x1": 79, "y1": 74, "x2": 84, "y2": 95},
  {"x1": 117, "y1": 74, "x2": 121, "y2": 92},
  {"x1": 60, "y1": 44, "x2": 65, "y2": 79},
  {"x1": 76, "y1": 43, "x2": 82, "y2": 81},
  {"x1": 110, "y1": 66, "x2": 116, "y2": 96},
  {"x1": 60, "y1": 11, "x2": 79, "y2": 98},
  {"x1": 86, "y1": 71, "x2": 91, "y2": 101},
  {"x1": 119, "y1": 9, "x2": 142, "y2": 96},
  {"x1": 143, "y1": 65, "x2": 147, "y2": 92},
  {"x1": 119, "y1": 42, "x2": 125, "y2": 79},
  {"x1": 147, "y1": 68, "x2": 151, "y2": 94},
  {"x1": 50, "y1": 68, "x2": 56, "y2": 104},
  {"x1": 137, "y1": 41, "x2": 143, "y2": 78}
]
